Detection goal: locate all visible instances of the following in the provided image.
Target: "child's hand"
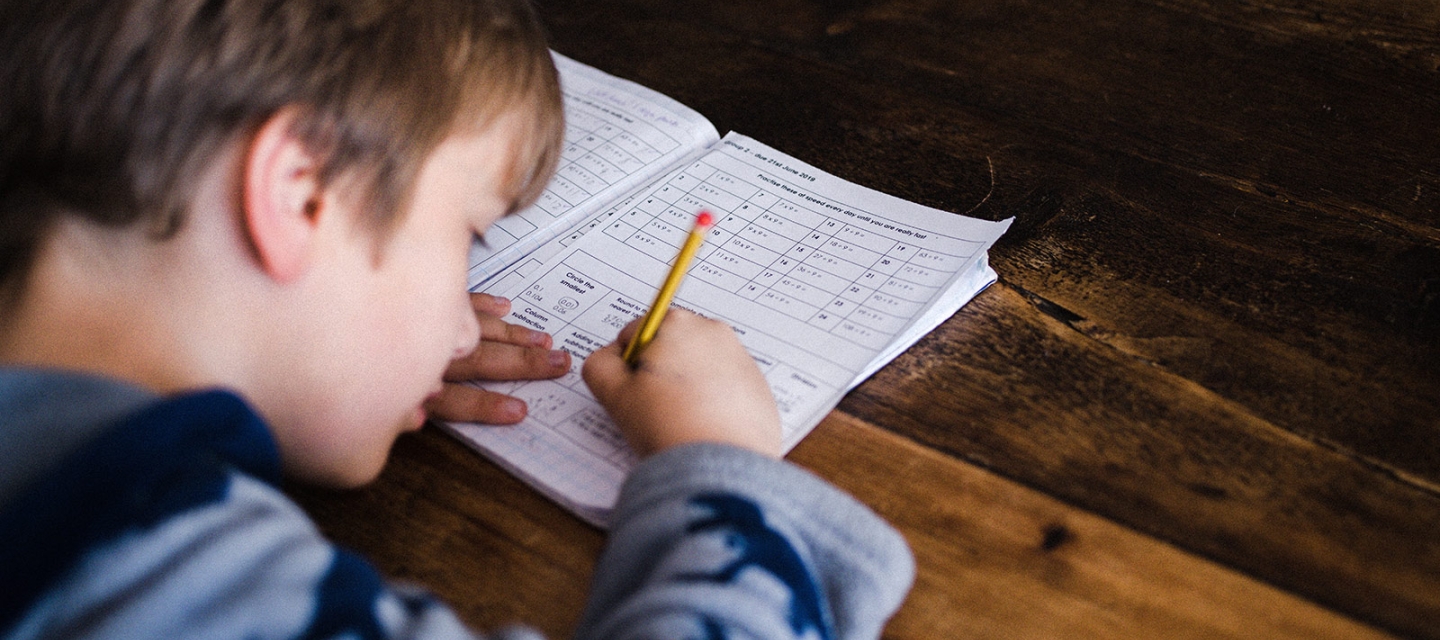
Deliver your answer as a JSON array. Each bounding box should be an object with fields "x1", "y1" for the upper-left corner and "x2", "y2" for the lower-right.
[
  {"x1": 425, "y1": 294, "x2": 571, "y2": 424},
  {"x1": 583, "y1": 309, "x2": 782, "y2": 458}
]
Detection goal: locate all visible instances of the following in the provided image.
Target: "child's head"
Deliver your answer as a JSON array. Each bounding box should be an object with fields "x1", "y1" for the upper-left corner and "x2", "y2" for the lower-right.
[
  {"x1": 2, "y1": 0, "x2": 560, "y2": 297},
  {"x1": 1, "y1": 0, "x2": 563, "y2": 485}
]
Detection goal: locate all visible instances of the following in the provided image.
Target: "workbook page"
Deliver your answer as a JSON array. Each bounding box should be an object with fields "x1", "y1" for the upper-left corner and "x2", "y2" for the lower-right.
[
  {"x1": 446, "y1": 133, "x2": 1011, "y2": 525},
  {"x1": 467, "y1": 53, "x2": 720, "y2": 288}
]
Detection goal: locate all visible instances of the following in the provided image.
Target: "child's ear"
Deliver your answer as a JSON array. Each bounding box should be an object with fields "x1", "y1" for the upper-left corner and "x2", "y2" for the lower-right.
[{"x1": 241, "y1": 109, "x2": 324, "y2": 283}]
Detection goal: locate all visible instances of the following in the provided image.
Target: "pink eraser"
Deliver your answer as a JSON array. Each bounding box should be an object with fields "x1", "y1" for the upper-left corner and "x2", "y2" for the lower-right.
[{"x1": 696, "y1": 211, "x2": 714, "y2": 227}]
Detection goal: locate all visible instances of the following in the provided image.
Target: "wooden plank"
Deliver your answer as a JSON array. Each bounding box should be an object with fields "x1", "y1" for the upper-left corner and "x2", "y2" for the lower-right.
[
  {"x1": 842, "y1": 284, "x2": 1440, "y2": 637},
  {"x1": 291, "y1": 413, "x2": 1394, "y2": 639},
  {"x1": 791, "y1": 411, "x2": 1392, "y2": 640},
  {"x1": 543, "y1": 0, "x2": 1440, "y2": 230},
  {"x1": 537, "y1": 0, "x2": 1440, "y2": 484},
  {"x1": 530, "y1": 4, "x2": 1440, "y2": 633}
]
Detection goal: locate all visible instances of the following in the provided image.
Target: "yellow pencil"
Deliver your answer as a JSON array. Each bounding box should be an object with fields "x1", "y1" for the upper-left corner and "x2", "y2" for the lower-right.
[{"x1": 623, "y1": 210, "x2": 716, "y2": 365}]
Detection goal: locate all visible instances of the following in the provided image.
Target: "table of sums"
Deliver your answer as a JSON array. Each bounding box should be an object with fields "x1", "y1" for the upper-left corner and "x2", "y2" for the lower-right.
[
  {"x1": 599, "y1": 160, "x2": 979, "y2": 353},
  {"x1": 487, "y1": 105, "x2": 683, "y2": 247}
]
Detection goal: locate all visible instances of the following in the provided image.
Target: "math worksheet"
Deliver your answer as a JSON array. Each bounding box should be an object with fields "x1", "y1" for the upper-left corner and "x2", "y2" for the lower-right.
[{"x1": 443, "y1": 54, "x2": 1011, "y2": 526}]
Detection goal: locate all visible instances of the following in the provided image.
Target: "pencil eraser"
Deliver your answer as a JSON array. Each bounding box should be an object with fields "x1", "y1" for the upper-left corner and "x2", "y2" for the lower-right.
[{"x1": 696, "y1": 211, "x2": 714, "y2": 227}]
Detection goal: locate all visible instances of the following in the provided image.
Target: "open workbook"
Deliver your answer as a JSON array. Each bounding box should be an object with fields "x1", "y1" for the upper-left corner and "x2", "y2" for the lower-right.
[{"x1": 441, "y1": 53, "x2": 1013, "y2": 526}]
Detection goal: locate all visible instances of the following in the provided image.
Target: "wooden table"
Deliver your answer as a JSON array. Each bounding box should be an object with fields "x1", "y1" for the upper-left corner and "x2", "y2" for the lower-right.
[{"x1": 288, "y1": 1, "x2": 1440, "y2": 637}]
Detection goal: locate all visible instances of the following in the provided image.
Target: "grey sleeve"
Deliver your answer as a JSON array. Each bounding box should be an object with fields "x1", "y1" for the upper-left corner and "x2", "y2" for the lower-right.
[
  {"x1": 6, "y1": 446, "x2": 905, "y2": 640},
  {"x1": 574, "y1": 443, "x2": 915, "y2": 640},
  {"x1": 2, "y1": 471, "x2": 524, "y2": 640}
]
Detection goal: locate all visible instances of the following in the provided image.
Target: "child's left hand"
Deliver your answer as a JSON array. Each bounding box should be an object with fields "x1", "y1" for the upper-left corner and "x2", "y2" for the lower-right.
[{"x1": 424, "y1": 293, "x2": 570, "y2": 424}]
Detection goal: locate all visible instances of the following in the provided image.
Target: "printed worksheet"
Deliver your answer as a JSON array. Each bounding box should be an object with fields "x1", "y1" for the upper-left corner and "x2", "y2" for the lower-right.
[{"x1": 444, "y1": 132, "x2": 1011, "y2": 526}]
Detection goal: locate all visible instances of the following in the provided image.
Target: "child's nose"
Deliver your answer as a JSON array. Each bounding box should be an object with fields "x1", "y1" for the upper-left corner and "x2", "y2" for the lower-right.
[{"x1": 453, "y1": 297, "x2": 481, "y2": 359}]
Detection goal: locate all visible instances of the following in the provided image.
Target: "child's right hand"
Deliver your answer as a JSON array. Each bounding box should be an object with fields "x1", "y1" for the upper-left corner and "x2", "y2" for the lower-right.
[{"x1": 583, "y1": 309, "x2": 782, "y2": 459}]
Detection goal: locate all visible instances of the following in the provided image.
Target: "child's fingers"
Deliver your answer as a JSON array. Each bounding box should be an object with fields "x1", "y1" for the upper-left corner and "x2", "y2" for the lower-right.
[
  {"x1": 466, "y1": 295, "x2": 551, "y2": 350},
  {"x1": 475, "y1": 313, "x2": 552, "y2": 349},
  {"x1": 584, "y1": 313, "x2": 662, "y2": 391},
  {"x1": 424, "y1": 382, "x2": 527, "y2": 425},
  {"x1": 617, "y1": 308, "x2": 701, "y2": 366},
  {"x1": 443, "y1": 302, "x2": 563, "y2": 381},
  {"x1": 580, "y1": 339, "x2": 629, "y2": 404},
  {"x1": 582, "y1": 308, "x2": 782, "y2": 458},
  {"x1": 469, "y1": 292, "x2": 512, "y2": 317},
  {"x1": 615, "y1": 316, "x2": 642, "y2": 348},
  {"x1": 444, "y1": 339, "x2": 569, "y2": 381}
]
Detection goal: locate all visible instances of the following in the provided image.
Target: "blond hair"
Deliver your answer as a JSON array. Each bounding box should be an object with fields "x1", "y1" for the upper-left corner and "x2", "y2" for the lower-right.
[{"x1": 0, "y1": 0, "x2": 563, "y2": 296}]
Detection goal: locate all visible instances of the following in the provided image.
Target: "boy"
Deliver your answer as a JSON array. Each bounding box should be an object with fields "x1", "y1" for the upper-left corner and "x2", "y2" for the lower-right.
[{"x1": 0, "y1": 0, "x2": 914, "y2": 638}]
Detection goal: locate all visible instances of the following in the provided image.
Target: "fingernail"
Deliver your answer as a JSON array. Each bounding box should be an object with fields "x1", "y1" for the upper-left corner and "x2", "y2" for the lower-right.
[
  {"x1": 501, "y1": 398, "x2": 526, "y2": 421},
  {"x1": 530, "y1": 331, "x2": 552, "y2": 347},
  {"x1": 549, "y1": 350, "x2": 569, "y2": 368}
]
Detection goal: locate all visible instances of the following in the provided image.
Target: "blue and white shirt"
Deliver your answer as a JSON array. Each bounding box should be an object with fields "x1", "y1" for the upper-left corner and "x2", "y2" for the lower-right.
[{"x1": 0, "y1": 369, "x2": 913, "y2": 639}]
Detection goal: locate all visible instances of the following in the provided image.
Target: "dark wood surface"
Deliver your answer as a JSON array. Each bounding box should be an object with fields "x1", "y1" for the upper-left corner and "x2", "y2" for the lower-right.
[{"x1": 288, "y1": 1, "x2": 1440, "y2": 637}]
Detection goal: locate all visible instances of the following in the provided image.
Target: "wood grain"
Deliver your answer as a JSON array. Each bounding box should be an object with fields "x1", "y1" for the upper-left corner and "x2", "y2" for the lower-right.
[
  {"x1": 292, "y1": 415, "x2": 1395, "y2": 640},
  {"x1": 531, "y1": 1, "x2": 1440, "y2": 635},
  {"x1": 538, "y1": 0, "x2": 1440, "y2": 480},
  {"x1": 792, "y1": 411, "x2": 1391, "y2": 640},
  {"x1": 845, "y1": 283, "x2": 1440, "y2": 636}
]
